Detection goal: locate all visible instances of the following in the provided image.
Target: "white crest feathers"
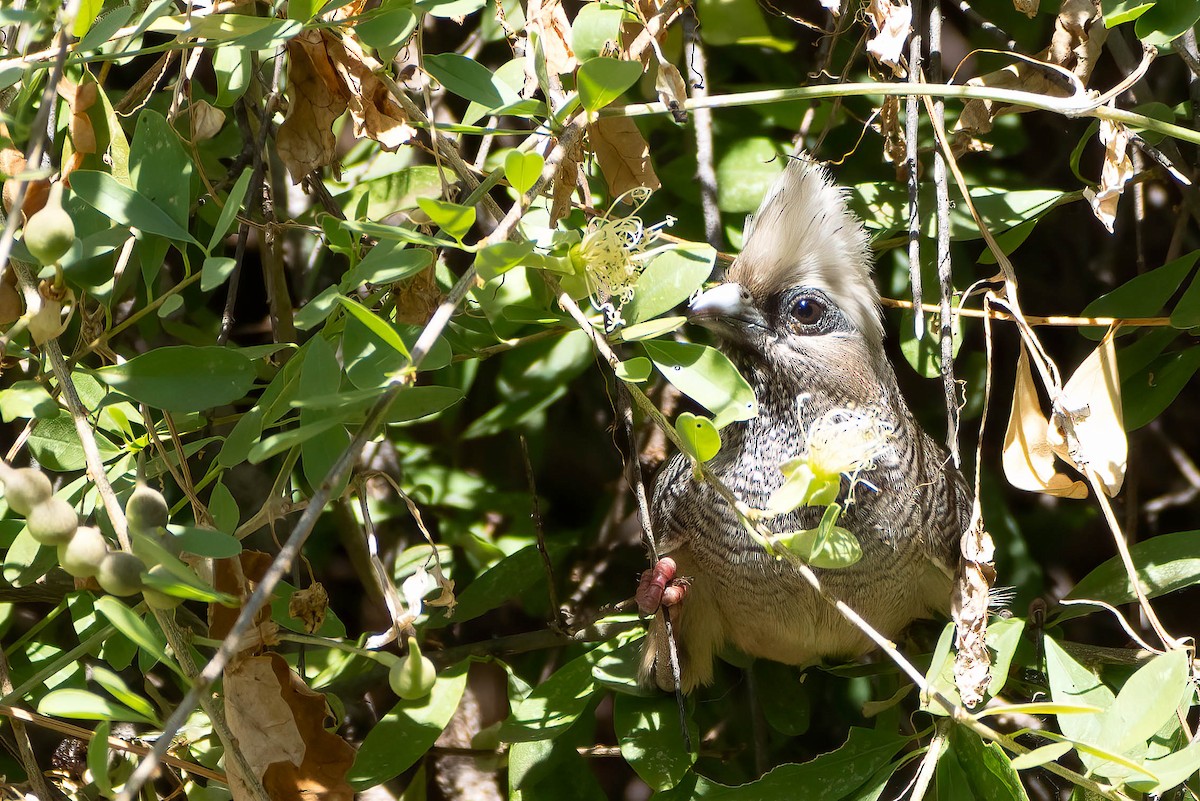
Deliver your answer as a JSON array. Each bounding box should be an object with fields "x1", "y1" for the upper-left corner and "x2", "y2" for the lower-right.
[{"x1": 728, "y1": 156, "x2": 881, "y2": 348}]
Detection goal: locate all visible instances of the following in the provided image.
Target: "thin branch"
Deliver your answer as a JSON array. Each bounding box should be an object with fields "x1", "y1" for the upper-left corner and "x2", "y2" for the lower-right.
[
  {"x1": 906, "y1": 5, "x2": 924, "y2": 340},
  {"x1": 683, "y1": 10, "x2": 720, "y2": 249}
]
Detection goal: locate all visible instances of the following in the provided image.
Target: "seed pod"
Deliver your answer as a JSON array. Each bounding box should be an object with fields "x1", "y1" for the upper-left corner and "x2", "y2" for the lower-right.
[
  {"x1": 388, "y1": 637, "x2": 437, "y2": 700},
  {"x1": 96, "y1": 551, "x2": 145, "y2": 596},
  {"x1": 142, "y1": 565, "x2": 183, "y2": 610},
  {"x1": 1, "y1": 465, "x2": 53, "y2": 516},
  {"x1": 22, "y1": 183, "x2": 75, "y2": 266},
  {"x1": 58, "y1": 526, "x2": 109, "y2": 578},
  {"x1": 125, "y1": 483, "x2": 169, "y2": 534},
  {"x1": 26, "y1": 496, "x2": 79, "y2": 546}
]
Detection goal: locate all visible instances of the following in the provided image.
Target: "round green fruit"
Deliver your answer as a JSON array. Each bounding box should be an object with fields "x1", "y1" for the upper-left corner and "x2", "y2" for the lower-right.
[
  {"x1": 96, "y1": 551, "x2": 146, "y2": 596},
  {"x1": 1, "y1": 466, "x2": 52, "y2": 516},
  {"x1": 22, "y1": 183, "x2": 75, "y2": 266},
  {"x1": 389, "y1": 637, "x2": 437, "y2": 700},
  {"x1": 125, "y1": 483, "x2": 169, "y2": 534},
  {"x1": 57, "y1": 525, "x2": 109, "y2": 578},
  {"x1": 26, "y1": 496, "x2": 79, "y2": 545}
]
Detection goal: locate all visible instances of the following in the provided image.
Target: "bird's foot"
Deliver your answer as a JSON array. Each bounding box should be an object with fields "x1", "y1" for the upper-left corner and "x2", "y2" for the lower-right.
[{"x1": 636, "y1": 556, "x2": 688, "y2": 616}]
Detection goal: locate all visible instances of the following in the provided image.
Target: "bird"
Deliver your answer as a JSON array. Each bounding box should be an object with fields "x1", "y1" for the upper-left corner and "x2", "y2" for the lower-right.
[{"x1": 636, "y1": 156, "x2": 972, "y2": 692}]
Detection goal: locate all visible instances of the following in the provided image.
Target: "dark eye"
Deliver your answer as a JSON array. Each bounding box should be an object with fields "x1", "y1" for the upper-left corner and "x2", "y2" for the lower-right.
[{"x1": 792, "y1": 296, "x2": 825, "y2": 325}]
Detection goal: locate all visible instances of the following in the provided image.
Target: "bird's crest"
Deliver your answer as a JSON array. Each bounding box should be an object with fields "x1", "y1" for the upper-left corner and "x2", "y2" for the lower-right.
[{"x1": 728, "y1": 156, "x2": 881, "y2": 348}]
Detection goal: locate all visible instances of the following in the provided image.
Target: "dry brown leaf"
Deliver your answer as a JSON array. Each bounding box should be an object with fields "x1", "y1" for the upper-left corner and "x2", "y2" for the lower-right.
[
  {"x1": 951, "y1": 515, "x2": 996, "y2": 708},
  {"x1": 654, "y1": 61, "x2": 689, "y2": 123},
  {"x1": 1083, "y1": 118, "x2": 1133, "y2": 233},
  {"x1": 288, "y1": 582, "x2": 328, "y2": 634},
  {"x1": 277, "y1": 30, "x2": 415, "y2": 183},
  {"x1": 526, "y1": 0, "x2": 577, "y2": 77},
  {"x1": 224, "y1": 653, "x2": 355, "y2": 801},
  {"x1": 625, "y1": 0, "x2": 685, "y2": 66},
  {"x1": 879, "y1": 95, "x2": 906, "y2": 166},
  {"x1": 210, "y1": 550, "x2": 276, "y2": 642},
  {"x1": 955, "y1": 0, "x2": 1105, "y2": 139},
  {"x1": 1014, "y1": 0, "x2": 1040, "y2": 17},
  {"x1": 57, "y1": 78, "x2": 99, "y2": 156},
  {"x1": 2, "y1": 149, "x2": 51, "y2": 220},
  {"x1": 1050, "y1": 333, "x2": 1126, "y2": 496},
  {"x1": 865, "y1": 0, "x2": 912, "y2": 77},
  {"x1": 0, "y1": 266, "x2": 21, "y2": 325},
  {"x1": 189, "y1": 99, "x2": 226, "y2": 142},
  {"x1": 394, "y1": 266, "x2": 442, "y2": 325},
  {"x1": 549, "y1": 134, "x2": 585, "y2": 225},
  {"x1": 1003, "y1": 344, "x2": 1089, "y2": 498},
  {"x1": 588, "y1": 117, "x2": 661, "y2": 197}
]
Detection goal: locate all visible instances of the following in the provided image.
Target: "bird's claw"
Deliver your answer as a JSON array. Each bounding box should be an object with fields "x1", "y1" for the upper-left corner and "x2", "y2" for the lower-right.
[{"x1": 636, "y1": 556, "x2": 688, "y2": 616}]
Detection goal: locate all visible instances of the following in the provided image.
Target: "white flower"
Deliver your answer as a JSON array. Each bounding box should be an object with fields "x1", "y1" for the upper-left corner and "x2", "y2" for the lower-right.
[
  {"x1": 803, "y1": 406, "x2": 894, "y2": 481},
  {"x1": 574, "y1": 187, "x2": 674, "y2": 316}
]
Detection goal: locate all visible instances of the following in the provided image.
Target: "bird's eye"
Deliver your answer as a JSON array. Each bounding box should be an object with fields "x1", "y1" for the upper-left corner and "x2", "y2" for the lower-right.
[{"x1": 792, "y1": 296, "x2": 825, "y2": 325}]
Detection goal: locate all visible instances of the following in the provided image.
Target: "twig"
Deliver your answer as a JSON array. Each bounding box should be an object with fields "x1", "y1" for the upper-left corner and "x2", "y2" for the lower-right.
[
  {"x1": 0, "y1": 651, "x2": 52, "y2": 801},
  {"x1": 906, "y1": 4, "x2": 923, "y2": 340},
  {"x1": 520, "y1": 435, "x2": 561, "y2": 624},
  {"x1": 683, "y1": 10, "x2": 720, "y2": 249}
]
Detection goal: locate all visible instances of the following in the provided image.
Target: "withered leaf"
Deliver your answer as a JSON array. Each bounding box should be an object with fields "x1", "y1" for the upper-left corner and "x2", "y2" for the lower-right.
[
  {"x1": 1083, "y1": 118, "x2": 1133, "y2": 234},
  {"x1": 1050, "y1": 333, "x2": 1126, "y2": 497},
  {"x1": 224, "y1": 653, "x2": 355, "y2": 801},
  {"x1": 864, "y1": 0, "x2": 912, "y2": 77},
  {"x1": 588, "y1": 116, "x2": 661, "y2": 197}
]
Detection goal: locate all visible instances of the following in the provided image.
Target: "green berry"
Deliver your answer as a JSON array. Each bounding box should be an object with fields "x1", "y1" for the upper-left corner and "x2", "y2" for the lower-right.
[
  {"x1": 125, "y1": 483, "x2": 169, "y2": 534},
  {"x1": 26, "y1": 496, "x2": 79, "y2": 545},
  {"x1": 57, "y1": 525, "x2": 109, "y2": 578},
  {"x1": 22, "y1": 183, "x2": 75, "y2": 266},
  {"x1": 389, "y1": 637, "x2": 437, "y2": 700},
  {"x1": 1, "y1": 466, "x2": 53, "y2": 516},
  {"x1": 96, "y1": 551, "x2": 145, "y2": 596}
]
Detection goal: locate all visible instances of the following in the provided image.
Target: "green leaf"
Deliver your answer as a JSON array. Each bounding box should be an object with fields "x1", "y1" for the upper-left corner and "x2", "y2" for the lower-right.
[
  {"x1": 592, "y1": 633, "x2": 654, "y2": 696},
  {"x1": 416, "y1": 197, "x2": 476, "y2": 240},
  {"x1": 207, "y1": 167, "x2": 252, "y2": 252},
  {"x1": 72, "y1": 0, "x2": 103, "y2": 38},
  {"x1": 38, "y1": 689, "x2": 158, "y2": 725},
  {"x1": 1063, "y1": 530, "x2": 1200, "y2": 618},
  {"x1": 614, "y1": 693, "x2": 697, "y2": 791},
  {"x1": 1169, "y1": 262, "x2": 1200, "y2": 327},
  {"x1": 97, "y1": 346, "x2": 256, "y2": 412},
  {"x1": 424, "y1": 53, "x2": 512, "y2": 107},
  {"x1": 615, "y1": 356, "x2": 653, "y2": 383},
  {"x1": 475, "y1": 241, "x2": 535, "y2": 281},
  {"x1": 576, "y1": 57, "x2": 644, "y2": 112},
  {"x1": 900, "y1": 308, "x2": 963, "y2": 378},
  {"x1": 1121, "y1": 346, "x2": 1200, "y2": 429},
  {"x1": 299, "y1": 335, "x2": 349, "y2": 495},
  {"x1": 644, "y1": 340, "x2": 757, "y2": 427},
  {"x1": 572, "y1": 2, "x2": 630, "y2": 61},
  {"x1": 89, "y1": 665, "x2": 159, "y2": 723},
  {"x1": 1106, "y1": 649, "x2": 1189, "y2": 753},
  {"x1": 659, "y1": 727, "x2": 908, "y2": 800},
  {"x1": 213, "y1": 44, "x2": 251, "y2": 106},
  {"x1": 675, "y1": 412, "x2": 721, "y2": 463},
  {"x1": 414, "y1": 0, "x2": 487, "y2": 18},
  {"x1": 1103, "y1": 0, "x2": 1155, "y2": 26},
  {"x1": 88, "y1": 720, "x2": 114, "y2": 796},
  {"x1": 70, "y1": 170, "x2": 201, "y2": 248},
  {"x1": 1128, "y1": 738, "x2": 1200, "y2": 794},
  {"x1": 623, "y1": 245, "x2": 716, "y2": 324},
  {"x1": 695, "y1": 0, "x2": 793, "y2": 49},
  {"x1": 349, "y1": 660, "x2": 469, "y2": 789},
  {"x1": 505, "y1": 150, "x2": 544, "y2": 195},
  {"x1": 780, "y1": 511, "x2": 863, "y2": 569},
  {"x1": 342, "y1": 245, "x2": 433, "y2": 290},
  {"x1": 716, "y1": 137, "x2": 787, "y2": 213},
  {"x1": 1080, "y1": 251, "x2": 1198, "y2": 338},
  {"x1": 753, "y1": 660, "x2": 811, "y2": 736},
  {"x1": 617, "y1": 316, "x2": 687, "y2": 341},
  {"x1": 170, "y1": 525, "x2": 242, "y2": 558},
  {"x1": 1134, "y1": 0, "x2": 1200, "y2": 45},
  {"x1": 1009, "y1": 742, "x2": 1074, "y2": 771},
  {"x1": 336, "y1": 296, "x2": 411, "y2": 360},
  {"x1": 200, "y1": 256, "x2": 236, "y2": 292},
  {"x1": 0, "y1": 380, "x2": 59, "y2": 422},
  {"x1": 1044, "y1": 636, "x2": 1113, "y2": 774},
  {"x1": 94, "y1": 596, "x2": 182, "y2": 678},
  {"x1": 433, "y1": 543, "x2": 567, "y2": 628},
  {"x1": 355, "y1": 8, "x2": 417, "y2": 63},
  {"x1": 500, "y1": 645, "x2": 607, "y2": 741},
  {"x1": 161, "y1": 14, "x2": 302, "y2": 48},
  {"x1": 947, "y1": 725, "x2": 1030, "y2": 801},
  {"x1": 249, "y1": 418, "x2": 343, "y2": 463}
]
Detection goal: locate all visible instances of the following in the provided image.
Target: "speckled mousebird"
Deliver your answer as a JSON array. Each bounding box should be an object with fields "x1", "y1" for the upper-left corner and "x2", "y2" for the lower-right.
[{"x1": 636, "y1": 156, "x2": 971, "y2": 692}]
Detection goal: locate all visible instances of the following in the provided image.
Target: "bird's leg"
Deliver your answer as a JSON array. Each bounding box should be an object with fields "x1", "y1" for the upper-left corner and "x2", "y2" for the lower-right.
[{"x1": 636, "y1": 556, "x2": 689, "y2": 615}]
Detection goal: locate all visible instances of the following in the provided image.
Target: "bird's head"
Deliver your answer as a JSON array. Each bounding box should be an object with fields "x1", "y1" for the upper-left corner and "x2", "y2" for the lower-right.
[{"x1": 688, "y1": 157, "x2": 886, "y2": 390}]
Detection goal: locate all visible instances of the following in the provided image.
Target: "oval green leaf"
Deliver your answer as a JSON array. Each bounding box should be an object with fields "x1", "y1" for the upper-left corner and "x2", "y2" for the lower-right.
[
  {"x1": 577, "y1": 56, "x2": 644, "y2": 112},
  {"x1": 97, "y1": 346, "x2": 256, "y2": 412}
]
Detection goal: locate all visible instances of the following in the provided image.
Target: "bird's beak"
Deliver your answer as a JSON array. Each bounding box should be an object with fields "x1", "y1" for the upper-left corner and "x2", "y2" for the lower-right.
[{"x1": 687, "y1": 283, "x2": 765, "y2": 333}]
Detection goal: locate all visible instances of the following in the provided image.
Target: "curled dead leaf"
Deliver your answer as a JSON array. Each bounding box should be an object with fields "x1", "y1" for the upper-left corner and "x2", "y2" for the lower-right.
[
  {"x1": 951, "y1": 515, "x2": 996, "y2": 708},
  {"x1": 189, "y1": 99, "x2": 226, "y2": 142},
  {"x1": 549, "y1": 135, "x2": 585, "y2": 225},
  {"x1": 1050, "y1": 332, "x2": 1126, "y2": 497},
  {"x1": 1014, "y1": 0, "x2": 1040, "y2": 17},
  {"x1": 588, "y1": 116, "x2": 661, "y2": 197},
  {"x1": 224, "y1": 653, "x2": 355, "y2": 801},
  {"x1": 0, "y1": 266, "x2": 22, "y2": 325},
  {"x1": 288, "y1": 581, "x2": 329, "y2": 634},
  {"x1": 1003, "y1": 344, "x2": 1089, "y2": 498},
  {"x1": 865, "y1": 0, "x2": 912, "y2": 77},
  {"x1": 1083, "y1": 118, "x2": 1133, "y2": 234},
  {"x1": 57, "y1": 77, "x2": 99, "y2": 156},
  {"x1": 277, "y1": 30, "x2": 416, "y2": 183}
]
